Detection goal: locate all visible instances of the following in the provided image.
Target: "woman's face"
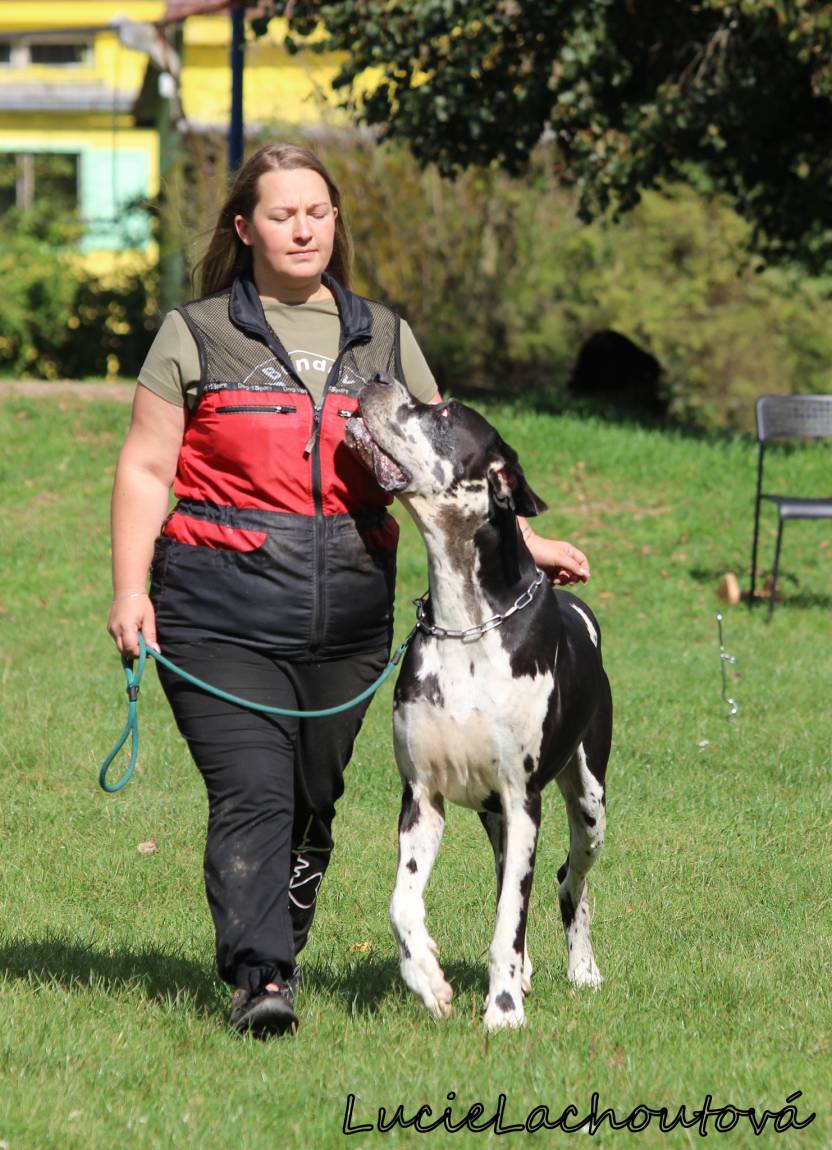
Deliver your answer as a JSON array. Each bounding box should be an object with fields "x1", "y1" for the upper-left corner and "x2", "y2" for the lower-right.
[{"x1": 234, "y1": 167, "x2": 338, "y2": 298}]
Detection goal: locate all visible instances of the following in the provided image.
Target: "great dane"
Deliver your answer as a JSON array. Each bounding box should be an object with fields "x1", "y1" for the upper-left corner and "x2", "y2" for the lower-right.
[{"x1": 346, "y1": 375, "x2": 613, "y2": 1031}]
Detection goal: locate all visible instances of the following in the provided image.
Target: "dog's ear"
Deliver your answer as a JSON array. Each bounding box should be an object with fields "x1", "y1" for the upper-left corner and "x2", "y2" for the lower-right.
[
  {"x1": 487, "y1": 441, "x2": 548, "y2": 517},
  {"x1": 486, "y1": 440, "x2": 547, "y2": 585}
]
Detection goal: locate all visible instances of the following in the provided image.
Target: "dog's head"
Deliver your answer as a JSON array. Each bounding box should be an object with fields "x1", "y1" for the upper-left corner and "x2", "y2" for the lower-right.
[{"x1": 345, "y1": 374, "x2": 546, "y2": 518}]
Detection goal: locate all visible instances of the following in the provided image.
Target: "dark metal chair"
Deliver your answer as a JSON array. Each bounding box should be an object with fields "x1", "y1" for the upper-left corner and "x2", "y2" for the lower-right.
[{"x1": 750, "y1": 394, "x2": 832, "y2": 619}]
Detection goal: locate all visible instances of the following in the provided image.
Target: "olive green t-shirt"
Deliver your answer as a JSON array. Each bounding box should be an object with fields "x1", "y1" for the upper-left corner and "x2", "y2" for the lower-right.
[{"x1": 138, "y1": 298, "x2": 438, "y2": 408}]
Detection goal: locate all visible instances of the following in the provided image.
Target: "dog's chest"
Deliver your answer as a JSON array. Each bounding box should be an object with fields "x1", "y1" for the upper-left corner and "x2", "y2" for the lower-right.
[{"x1": 393, "y1": 635, "x2": 555, "y2": 809}]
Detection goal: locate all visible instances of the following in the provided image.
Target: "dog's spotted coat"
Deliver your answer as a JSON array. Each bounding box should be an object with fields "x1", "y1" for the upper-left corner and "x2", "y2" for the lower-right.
[{"x1": 346, "y1": 377, "x2": 613, "y2": 1031}]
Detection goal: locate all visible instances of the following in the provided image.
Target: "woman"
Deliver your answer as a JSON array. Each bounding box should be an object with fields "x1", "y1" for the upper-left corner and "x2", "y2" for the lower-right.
[{"x1": 107, "y1": 143, "x2": 589, "y2": 1037}]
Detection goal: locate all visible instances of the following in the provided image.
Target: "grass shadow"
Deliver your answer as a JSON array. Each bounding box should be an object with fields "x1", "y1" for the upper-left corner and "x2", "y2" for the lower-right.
[
  {"x1": 302, "y1": 955, "x2": 488, "y2": 1015},
  {"x1": 766, "y1": 590, "x2": 832, "y2": 610},
  {"x1": 0, "y1": 937, "x2": 491, "y2": 1021},
  {"x1": 0, "y1": 933, "x2": 222, "y2": 1013}
]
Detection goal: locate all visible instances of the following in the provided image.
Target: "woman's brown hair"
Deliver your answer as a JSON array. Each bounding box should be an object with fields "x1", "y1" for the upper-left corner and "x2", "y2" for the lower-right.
[{"x1": 194, "y1": 143, "x2": 352, "y2": 296}]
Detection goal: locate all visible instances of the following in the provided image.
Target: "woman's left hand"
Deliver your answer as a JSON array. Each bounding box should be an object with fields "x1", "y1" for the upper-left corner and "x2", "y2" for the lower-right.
[{"x1": 520, "y1": 525, "x2": 590, "y2": 586}]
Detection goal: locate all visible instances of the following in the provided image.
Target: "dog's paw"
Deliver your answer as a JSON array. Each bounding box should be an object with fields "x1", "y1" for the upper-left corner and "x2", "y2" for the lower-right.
[
  {"x1": 567, "y1": 957, "x2": 603, "y2": 989},
  {"x1": 401, "y1": 954, "x2": 453, "y2": 1020},
  {"x1": 483, "y1": 991, "x2": 525, "y2": 1032},
  {"x1": 424, "y1": 977, "x2": 454, "y2": 1020}
]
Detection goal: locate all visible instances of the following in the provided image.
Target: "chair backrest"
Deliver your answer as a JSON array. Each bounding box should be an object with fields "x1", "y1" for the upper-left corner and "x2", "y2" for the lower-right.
[{"x1": 756, "y1": 394, "x2": 832, "y2": 443}]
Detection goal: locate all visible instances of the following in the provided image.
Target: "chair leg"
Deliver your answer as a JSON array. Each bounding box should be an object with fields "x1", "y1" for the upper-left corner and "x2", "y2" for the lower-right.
[
  {"x1": 749, "y1": 497, "x2": 762, "y2": 608},
  {"x1": 768, "y1": 518, "x2": 785, "y2": 622}
]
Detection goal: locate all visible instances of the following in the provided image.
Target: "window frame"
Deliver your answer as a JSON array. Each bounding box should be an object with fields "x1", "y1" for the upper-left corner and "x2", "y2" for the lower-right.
[{"x1": 0, "y1": 36, "x2": 94, "y2": 69}]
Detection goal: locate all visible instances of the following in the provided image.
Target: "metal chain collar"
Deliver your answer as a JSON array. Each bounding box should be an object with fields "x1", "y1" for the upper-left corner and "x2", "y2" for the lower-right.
[{"x1": 414, "y1": 568, "x2": 546, "y2": 642}]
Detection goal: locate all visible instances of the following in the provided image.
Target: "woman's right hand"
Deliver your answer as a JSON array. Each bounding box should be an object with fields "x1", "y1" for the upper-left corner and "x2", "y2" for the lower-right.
[{"x1": 107, "y1": 592, "x2": 160, "y2": 658}]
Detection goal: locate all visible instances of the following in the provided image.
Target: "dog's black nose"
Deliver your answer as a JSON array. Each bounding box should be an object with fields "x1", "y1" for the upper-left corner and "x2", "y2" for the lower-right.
[{"x1": 373, "y1": 372, "x2": 396, "y2": 387}]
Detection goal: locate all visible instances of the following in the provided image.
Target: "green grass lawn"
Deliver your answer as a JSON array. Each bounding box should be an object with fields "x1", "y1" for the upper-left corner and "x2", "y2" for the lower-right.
[{"x1": 0, "y1": 394, "x2": 829, "y2": 1149}]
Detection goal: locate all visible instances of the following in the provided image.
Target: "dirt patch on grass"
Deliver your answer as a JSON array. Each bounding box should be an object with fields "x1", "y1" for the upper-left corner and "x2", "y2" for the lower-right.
[{"x1": 0, "y1": 380, "x2": 134, "y2": 403}]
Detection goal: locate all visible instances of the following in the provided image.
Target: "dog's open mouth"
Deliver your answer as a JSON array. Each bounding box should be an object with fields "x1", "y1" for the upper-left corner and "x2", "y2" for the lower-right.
[{"x1": 345, "y1": 415, "x2": 411, "y2": 493}]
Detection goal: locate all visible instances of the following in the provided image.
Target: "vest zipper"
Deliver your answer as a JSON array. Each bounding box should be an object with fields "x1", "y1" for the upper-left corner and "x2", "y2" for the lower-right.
[
  {"x1": 258, "y1": 320, "x2": 362, "y2": 653},
  {"x1": 303, "y1": 406, "x2": 321, "y2": 455},
  {"x1": 216, "y1": 404, "x2": 297, "y2": 415},
  {"x1": 308, "y1": 397, "x2": 328, "y2": 652}
]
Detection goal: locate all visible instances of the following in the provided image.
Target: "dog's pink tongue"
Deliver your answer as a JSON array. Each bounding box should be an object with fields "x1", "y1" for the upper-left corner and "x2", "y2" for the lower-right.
[{"x1": 344, "y1": 415, "x2": 407, "y2": 492}]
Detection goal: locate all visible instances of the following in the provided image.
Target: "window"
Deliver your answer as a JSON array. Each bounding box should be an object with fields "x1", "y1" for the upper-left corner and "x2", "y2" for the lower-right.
[
  {"x1": 30, "y1": 40, "x2": 91, "y2": 66},
  {"x1": 34, "y1": 153, "x2": 80, "y2": 211},
  {"x1": 0, "y1": 153, "x2": 80, "y2": 213},
  {"x1": 0, "y1": 37, "x2": 93, "y2": 68}
]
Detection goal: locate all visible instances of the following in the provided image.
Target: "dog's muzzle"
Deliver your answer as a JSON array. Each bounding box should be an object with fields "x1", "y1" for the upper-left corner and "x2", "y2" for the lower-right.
[{"x1": 345, "y1": 414, "x2": 411, "y2": 493}]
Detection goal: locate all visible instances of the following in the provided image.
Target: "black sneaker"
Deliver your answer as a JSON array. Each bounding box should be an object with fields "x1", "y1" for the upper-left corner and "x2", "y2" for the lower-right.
[{"x1": 230, "y1": 981, "x2": 298, "y2": 1038}]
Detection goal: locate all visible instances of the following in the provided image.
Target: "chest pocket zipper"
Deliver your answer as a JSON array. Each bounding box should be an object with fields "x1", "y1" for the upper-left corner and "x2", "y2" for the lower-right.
[
  {"x1": 338, "y1": 409, "x2": 355, "y2": 418},
  {"x1": 215, "y1": 404, "x2": 297, "y2": 415}
]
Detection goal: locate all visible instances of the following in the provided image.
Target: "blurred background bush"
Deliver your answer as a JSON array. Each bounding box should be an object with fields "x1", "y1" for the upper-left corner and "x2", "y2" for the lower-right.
[{"x1": 3, "y1": 136, "x2": 830, "y2": 433}]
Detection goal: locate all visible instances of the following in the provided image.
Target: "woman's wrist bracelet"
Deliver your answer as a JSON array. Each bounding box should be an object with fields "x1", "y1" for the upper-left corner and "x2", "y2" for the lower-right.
[{"x1": 113, "y1": 590, "x2": 148, "y2": 601}]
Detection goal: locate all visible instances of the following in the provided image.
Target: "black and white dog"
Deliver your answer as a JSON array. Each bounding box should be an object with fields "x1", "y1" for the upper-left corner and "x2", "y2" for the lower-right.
[{"x1": 346, "y1": 376, "x2": 612, "y2": 1031}]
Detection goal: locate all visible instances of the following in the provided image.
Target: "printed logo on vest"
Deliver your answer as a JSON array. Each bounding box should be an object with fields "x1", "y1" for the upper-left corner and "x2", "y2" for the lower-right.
[
  {"x1": 242, "y1": 357, "x2": 296, "y2": 391},
  {"x1": 329, "y1": 366, "x2": 365, "y2": 396},
  {"x1": 289, "y1": 348, "x2": 336, "y2": 380}
]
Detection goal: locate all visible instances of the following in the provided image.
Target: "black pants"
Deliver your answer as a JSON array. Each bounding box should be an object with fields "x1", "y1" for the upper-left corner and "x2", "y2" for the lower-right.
[{"x1": 156, "y1": 640, "x2": 388, "y2": 994}]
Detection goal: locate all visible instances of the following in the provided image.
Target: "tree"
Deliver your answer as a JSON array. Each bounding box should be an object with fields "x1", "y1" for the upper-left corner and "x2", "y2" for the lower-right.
[{"x1": 257, "y1": 1, "x2": 832, "y2": 272}]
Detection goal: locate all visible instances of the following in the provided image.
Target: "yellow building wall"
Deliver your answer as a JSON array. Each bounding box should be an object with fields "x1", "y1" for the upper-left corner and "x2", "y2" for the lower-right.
[
  {"x1": 0, "y1": 2, "x2": 163, "y2": 270},
  {"x1": 0, "y1": 0, "x2": 164, "y2": 30},
  {"x1": 0, "y1": 4, "x2": 354, "y2": 270},
  {"x1": 0, "y1": 117, "x2": 160, "y2": 265},
  {"x1": 0, "y1": 1, "x2": 165, "y2": 93},
  {"x1": 179, "y1": 16, "x2": 346, "y2": 129},
  {"x1": 0, "y1": 2, "x2": 346, "y2": 119},
  {"x1": 0, "y1": 120, "x2": 157, "y2": 179}
]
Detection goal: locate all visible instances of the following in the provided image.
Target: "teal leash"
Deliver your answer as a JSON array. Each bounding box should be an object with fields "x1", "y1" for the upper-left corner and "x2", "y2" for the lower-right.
[{"x1": 99, "y1": 628, "x2": 416, "y2": 794}]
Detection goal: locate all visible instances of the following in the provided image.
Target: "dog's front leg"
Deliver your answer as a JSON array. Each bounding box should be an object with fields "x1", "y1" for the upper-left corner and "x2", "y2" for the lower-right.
[
  {"x1": 479, "y1": 809, "x2": 533, "y2": 996},
  {"x1": 389, "y1": 781, "x2": 453, "y2": 1019},
  {"x1": 483, "y1": 787, "x2": 540, "y2": 1031}
]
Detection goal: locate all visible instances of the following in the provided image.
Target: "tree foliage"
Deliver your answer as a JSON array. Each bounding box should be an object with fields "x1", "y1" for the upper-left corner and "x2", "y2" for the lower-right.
[
  {"x1": 260, "y1": 1, "x2": 832, "y2": 272},
  {"x1": 309, "y1": 136, "x2": 831, "y2": 430},
  {"x1": 0, "y1": 208, "x2": 157, "y2": 380}
]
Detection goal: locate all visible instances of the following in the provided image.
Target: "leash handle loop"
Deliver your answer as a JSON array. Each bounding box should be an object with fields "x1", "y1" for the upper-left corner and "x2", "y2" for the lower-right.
[{"x1": 98, "y1": 652, "x2": 145, "y2": 793}]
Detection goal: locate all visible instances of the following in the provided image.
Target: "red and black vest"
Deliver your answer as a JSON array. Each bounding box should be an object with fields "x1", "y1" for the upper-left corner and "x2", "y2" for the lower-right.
[{"x1": 150, "y1": 275, "x2": 403, "y2": 657}]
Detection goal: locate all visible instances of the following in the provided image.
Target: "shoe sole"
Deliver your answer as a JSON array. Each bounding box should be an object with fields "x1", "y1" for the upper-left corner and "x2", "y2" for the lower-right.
[{"x1": 233, "y1": 998, "x2": 299, "y2": 1039}]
